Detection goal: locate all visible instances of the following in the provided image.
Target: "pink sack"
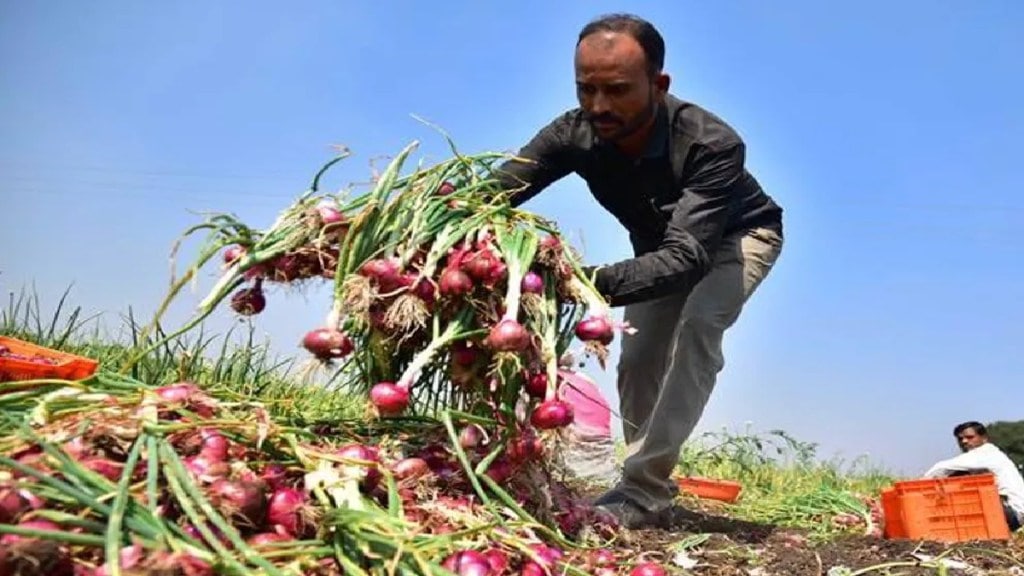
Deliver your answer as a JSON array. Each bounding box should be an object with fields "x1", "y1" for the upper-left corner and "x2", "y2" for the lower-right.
[{"x1": 557, "y1": 369, "x2": 611, "y2": 438}]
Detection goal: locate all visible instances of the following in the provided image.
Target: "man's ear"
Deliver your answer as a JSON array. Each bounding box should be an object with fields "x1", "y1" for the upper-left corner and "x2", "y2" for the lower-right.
[{"x1": 656, "y1": 72, "x2": 671, "y2": 94}]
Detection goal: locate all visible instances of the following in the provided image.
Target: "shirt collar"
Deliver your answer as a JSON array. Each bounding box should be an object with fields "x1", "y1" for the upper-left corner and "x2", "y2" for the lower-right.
[{"x1": 642, "y1": 101, "x2": 670, "y2": 159}]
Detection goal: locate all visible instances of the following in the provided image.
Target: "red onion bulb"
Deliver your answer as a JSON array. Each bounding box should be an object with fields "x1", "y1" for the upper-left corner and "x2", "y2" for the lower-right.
[{"x1": 370, "y1": 382, "x2": 410, "y2": 416}]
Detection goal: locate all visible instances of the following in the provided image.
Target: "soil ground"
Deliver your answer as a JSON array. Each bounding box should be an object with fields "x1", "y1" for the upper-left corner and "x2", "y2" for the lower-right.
[
  {"x1": 615, "y1": 506, "x2": 1024, "y2": 575},
  {"x1": 572, "y1": 486, "x2": 1024, "y2": 575}
]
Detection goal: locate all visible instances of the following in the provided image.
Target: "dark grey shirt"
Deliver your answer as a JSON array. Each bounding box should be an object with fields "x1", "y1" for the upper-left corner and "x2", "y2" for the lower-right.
[{"x1": 495, "y1": 94, "x2": 783, "y2": 307}]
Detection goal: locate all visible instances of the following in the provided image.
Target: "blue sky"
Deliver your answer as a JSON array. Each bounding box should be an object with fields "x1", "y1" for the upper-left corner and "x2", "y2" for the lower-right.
[{"x1": 2, "y1": 1, "x2": 1022, "y2": 476}]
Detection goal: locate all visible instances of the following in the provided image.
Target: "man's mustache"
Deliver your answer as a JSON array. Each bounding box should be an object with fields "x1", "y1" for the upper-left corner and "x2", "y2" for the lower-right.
[{"x1": 586, "y1": 113, "x2": 622, "y2": 125}]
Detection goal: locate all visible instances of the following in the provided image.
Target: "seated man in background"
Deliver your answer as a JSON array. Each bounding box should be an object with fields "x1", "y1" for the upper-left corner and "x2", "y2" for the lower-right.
[{"x1": 924, "y1": 421, "x2": 1024, "y2": 532}]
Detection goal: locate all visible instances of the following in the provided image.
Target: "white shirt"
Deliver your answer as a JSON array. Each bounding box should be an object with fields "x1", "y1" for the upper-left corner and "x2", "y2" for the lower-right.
[{"x1": 924, "y1": 443, "x2": 1024, "y2": 517}]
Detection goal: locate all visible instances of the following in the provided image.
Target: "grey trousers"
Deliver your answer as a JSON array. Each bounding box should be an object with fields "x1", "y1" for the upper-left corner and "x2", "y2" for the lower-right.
[{"x1": 612, "y1": 226, "x2": 784, "y2": 511}]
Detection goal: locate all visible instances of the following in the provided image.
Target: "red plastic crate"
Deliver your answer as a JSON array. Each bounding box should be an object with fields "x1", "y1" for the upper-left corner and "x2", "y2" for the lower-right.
[
  {"x1": 675, "y1": 476, "x2": 743, "y2": 503},
  {"x1": 881, "y1": 474, "x2": 1010, "y2": 542},
  {"x1": 0, "y1": 336, "x2": 98, "y2": 382}
]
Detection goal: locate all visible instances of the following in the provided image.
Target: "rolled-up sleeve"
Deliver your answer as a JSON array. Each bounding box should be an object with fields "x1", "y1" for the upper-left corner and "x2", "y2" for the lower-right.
[
  {"x1": 593, "y1": 143, "x2": 744, "y2": 306},
  {"x1": 494, "y1": 115, "x2": 576, "y2": 207}
]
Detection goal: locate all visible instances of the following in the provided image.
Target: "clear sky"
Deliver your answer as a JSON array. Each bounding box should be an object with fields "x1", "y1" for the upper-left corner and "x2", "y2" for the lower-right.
[{"x1": 2, "y1": 1, "x2": 1022, "y2": 476}]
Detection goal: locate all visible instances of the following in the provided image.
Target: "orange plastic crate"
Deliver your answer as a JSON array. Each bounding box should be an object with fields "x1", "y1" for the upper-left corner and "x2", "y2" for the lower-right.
[
  {"x1": 675, "y1": 476, "x2": 743, "y2": 503},
  {"x1": 881, "y1": 475, "x2": 1010, "y2": 542},
  {"x1": 0, "y1": 336, "x2": 98, "y2": 382}
]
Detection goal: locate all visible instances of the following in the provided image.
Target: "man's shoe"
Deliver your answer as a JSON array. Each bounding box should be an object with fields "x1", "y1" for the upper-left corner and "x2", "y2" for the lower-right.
[{"x1": 592, "y1": 491, "x2": 661, "y2": 529}]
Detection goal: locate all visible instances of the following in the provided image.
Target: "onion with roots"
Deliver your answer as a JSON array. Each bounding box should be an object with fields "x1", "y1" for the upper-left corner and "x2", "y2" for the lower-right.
[
  {"x1": 207, "y1": 479, "x2": 268, "y2": 529},
  {"x1": 0, "y1": 539, "x2": 74, "y2": 576},
  {"x1": 302, "y1": 328, "x2": 354, "y2": 360},
  {"x1": 270, "y1": 253, "x2": 303, "y2": 282},
  {"x1": 230, "y1": 281, "x2": 266, "y2": 316},
  {"x1": 462, "y1": 249, "x2": 502, "y2": 284},
  {"x1": 575, "y1": 315, "x2": 615, "y2": 345}
]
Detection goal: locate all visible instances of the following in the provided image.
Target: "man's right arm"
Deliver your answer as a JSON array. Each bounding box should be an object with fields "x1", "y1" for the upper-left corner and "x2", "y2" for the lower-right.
[
  {"x1": 493, "y1": 114, "x2": 576, "y2": 207},
  {"x1": 924, "y1": 447, "x2": 994, "y2": 478}
]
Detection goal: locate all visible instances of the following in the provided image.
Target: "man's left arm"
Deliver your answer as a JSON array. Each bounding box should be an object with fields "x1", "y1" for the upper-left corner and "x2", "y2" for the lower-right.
[{"x1": 591, "y1": 142, "x2": 742, "y2": 307}]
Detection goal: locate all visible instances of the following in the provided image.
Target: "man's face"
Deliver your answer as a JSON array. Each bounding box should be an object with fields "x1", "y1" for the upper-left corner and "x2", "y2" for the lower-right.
[
  {"x1": 574, "y1": 31, "x2": 668, "y2": 144},
  {"x1": 956, "y1": 428, "x2": 987, "y2": 452}
]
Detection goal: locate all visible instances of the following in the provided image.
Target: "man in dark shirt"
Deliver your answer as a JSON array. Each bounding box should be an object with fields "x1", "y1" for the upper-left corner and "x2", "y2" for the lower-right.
[{"x1": 495, "y1": 13, "x2": 785, "y2": 528}]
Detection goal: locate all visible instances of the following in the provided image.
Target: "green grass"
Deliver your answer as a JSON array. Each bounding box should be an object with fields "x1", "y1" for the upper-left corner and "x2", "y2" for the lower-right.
[
  {"x1": 674, "y1": 425, "x2": 894, "y2": 536},
  {"x1": 1, "y1": 284, "x2": 363, "y2": 423}
]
